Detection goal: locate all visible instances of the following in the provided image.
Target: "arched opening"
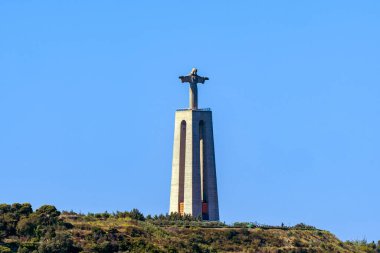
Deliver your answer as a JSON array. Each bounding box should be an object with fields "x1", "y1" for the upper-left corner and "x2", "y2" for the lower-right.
[
  {"x1": 199, "y1": 120, "x2": 208, "y2": 220},
  {"x1": 178, "y1": 120, "x2": 186, "y2": 215}
]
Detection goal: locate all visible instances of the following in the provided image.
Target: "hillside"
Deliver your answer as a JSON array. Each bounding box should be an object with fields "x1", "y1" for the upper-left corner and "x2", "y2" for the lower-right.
[{"x1": 0, "y1": 203, "x2": 379, "y2": 253}]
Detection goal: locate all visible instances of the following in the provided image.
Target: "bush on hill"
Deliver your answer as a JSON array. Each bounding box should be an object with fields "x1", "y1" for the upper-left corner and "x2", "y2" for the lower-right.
[{"x1": 0, "y1": 203, "x2": 379, "y2": 253}]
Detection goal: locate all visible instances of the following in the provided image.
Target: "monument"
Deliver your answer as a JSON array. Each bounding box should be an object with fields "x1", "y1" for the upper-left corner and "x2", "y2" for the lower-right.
[{"x1": 169, "y1": 68, "x2": 219, "y2": 221}]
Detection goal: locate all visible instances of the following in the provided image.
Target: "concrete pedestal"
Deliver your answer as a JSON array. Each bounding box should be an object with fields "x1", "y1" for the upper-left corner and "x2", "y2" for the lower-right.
[{"x1": 169, "y1": 109, "x2": 219, "y2": 221}]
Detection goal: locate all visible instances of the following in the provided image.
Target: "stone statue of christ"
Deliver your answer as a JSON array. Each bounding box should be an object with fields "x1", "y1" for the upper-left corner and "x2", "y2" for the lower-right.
[{"x1": 179, "y1": 68, "x2": 209, "y2": 110}]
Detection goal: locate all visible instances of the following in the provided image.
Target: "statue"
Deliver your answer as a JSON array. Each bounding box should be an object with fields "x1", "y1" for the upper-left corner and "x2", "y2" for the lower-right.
[
  {"x1": 179, "y1": 68, "x2": 209, "y2": 85},
  {"x1": 179, "y1": 68, "x2": 209, "y2": 109}
]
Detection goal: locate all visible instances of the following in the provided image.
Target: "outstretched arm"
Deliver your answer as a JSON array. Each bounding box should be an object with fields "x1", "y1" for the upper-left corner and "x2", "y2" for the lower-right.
[
  {"x1": 179, "y1": 76, "x2": 191, "y2": 83},
  {"x1": 198, "y1": 76, "x2": 209, "y2": 84}
]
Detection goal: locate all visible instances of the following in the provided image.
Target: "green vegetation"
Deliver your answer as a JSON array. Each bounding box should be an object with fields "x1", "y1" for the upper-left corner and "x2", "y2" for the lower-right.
[{"x1": 0, "y1": 203, "x2": 378, "y2": 252}]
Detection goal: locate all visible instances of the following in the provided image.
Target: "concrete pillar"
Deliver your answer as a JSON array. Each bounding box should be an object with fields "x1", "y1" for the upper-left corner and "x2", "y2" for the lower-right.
[{"x1": 189, "y1": 84, "x2": 198, "y2": 110}]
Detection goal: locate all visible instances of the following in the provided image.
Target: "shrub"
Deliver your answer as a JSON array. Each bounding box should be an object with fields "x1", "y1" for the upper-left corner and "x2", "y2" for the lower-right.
[
  {"x1": 224, "y1": 230, "x2": 238, "y2": 240},
  {"x1": 38, "y1": 233, "x2": 80, "y2": 253},
  {"x1": 0, "y1": 246, "x2": 11, "y2": 253},
  {"x1": 17, "y1": 216, "x2": 38, "y2": 236},
  {"x1": 292, "y1": 223, "x2": 316, "y2": 230}
]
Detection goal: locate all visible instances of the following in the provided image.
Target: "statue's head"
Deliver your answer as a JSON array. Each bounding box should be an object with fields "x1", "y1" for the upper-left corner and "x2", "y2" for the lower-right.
[{"x1": 190, "y1": 68, "x2": 198, "y2": 75}]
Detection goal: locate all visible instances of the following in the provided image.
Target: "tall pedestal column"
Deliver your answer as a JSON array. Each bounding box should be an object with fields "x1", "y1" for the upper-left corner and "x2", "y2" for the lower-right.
[{"x1": 169, "y1": 109, "x2": 219, "y2": 221}]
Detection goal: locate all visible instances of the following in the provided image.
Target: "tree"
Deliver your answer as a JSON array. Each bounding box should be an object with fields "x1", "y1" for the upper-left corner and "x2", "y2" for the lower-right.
[
  {"x1": 17, "y1": 203, "x2": 33, "y2": 216},
  {"x1": 35, "y1": 205, "x2": 61, "y2": 226},
  {"x1": 129, "y1": 209, "x2": 145, "y2": 221},
  {"x1": 0, "y1": 204, "x2": 11, "y2": 214},
  {"x1": 1, "y1": 213, "x2": 18, "y2": 235}
]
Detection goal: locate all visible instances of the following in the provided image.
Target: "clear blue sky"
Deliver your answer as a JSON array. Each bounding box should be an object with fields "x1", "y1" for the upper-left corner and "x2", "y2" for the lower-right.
[{"x1": 1, "y1": 1, "x2": 379, "y2": 242}]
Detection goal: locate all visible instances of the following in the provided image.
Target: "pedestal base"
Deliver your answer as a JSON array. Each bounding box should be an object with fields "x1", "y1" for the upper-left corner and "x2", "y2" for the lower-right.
[{"x1": 169, "y1": 109, "x2": 219, "y2": 221}]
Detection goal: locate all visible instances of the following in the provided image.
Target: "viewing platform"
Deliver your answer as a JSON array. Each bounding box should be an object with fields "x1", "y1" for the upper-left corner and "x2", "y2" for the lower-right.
[{"x1": 176, "y1": 108, "x2": 211, "y2": 112}]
